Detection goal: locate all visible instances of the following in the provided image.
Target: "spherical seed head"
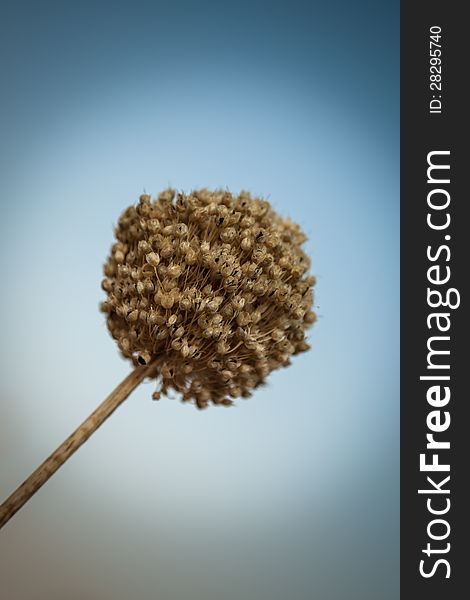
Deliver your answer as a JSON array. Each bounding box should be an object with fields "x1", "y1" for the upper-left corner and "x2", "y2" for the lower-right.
[{"x1": 101, "y1": 189, "x2": 316, "y2": 409}]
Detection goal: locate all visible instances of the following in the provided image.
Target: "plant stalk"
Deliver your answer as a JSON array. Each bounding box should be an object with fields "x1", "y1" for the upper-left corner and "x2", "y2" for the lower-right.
[{"x1": 0, "y1": 362, "x2": 156, "y2": 529}]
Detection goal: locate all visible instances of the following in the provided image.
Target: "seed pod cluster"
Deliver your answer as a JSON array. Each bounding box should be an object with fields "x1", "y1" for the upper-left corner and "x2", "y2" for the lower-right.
[{"x1": 101, "y1": 189, "x2": 316, "y2": 409}]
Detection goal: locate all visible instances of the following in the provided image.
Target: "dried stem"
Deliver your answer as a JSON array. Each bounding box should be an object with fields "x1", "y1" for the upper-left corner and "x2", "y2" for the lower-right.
[{"x1": 0, "y1": 362, "x2": 157, "y2": 530}]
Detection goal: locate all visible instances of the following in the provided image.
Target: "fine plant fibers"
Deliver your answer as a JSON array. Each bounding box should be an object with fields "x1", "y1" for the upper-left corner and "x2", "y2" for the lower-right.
[{"x1": 0, "y1": 188, "x2": 316, "y2": 528}]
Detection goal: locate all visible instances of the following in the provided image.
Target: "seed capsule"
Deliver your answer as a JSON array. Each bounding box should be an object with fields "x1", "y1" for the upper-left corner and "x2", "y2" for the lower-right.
[{"x1": 146, "y1": 252, "x2": 160, "y2": 267}]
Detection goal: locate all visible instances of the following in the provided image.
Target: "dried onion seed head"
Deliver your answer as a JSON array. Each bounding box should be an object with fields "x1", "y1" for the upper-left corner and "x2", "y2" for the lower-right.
[{"x1": 101, "y1": 189, "x2": 316, "y2": 409}]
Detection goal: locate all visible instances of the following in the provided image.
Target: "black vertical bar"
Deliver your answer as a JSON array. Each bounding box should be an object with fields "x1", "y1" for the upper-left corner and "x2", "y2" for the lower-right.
[{"x1": 401, "y1": 2, "x2": 467, "y2": 598}]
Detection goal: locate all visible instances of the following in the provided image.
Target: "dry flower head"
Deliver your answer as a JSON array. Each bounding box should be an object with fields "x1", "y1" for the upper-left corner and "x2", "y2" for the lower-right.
[{"x1": 101, "y1": 189, "x2": 316, "y2": 409}]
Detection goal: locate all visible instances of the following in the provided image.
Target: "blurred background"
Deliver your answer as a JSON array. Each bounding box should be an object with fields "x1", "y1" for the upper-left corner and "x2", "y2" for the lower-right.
[{"x1": 0, "y1": 1, "x2": 399, "y2": 599}]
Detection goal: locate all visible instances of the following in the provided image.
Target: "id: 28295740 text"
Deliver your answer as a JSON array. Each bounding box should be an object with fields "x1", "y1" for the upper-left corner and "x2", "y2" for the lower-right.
[{"x1": 429, "y1": 25, "x2": 443, "y2": 114}]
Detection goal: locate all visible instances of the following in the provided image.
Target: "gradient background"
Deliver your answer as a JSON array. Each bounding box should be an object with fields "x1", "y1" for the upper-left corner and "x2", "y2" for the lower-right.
[{"x1": 0, "y1": 1, "x2": 399, "y2": 599}]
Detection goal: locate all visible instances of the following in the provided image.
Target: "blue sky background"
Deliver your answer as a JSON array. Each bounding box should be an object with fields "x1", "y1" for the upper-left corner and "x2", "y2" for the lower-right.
[{"x1": 0, "y1": 2, "x2": 399, "y2": 599}]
